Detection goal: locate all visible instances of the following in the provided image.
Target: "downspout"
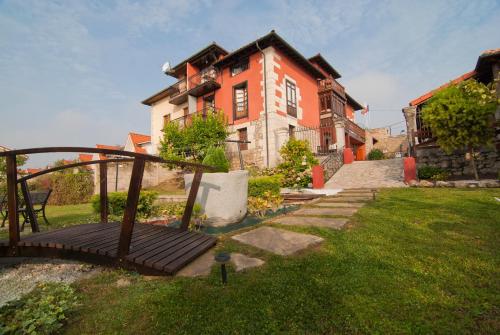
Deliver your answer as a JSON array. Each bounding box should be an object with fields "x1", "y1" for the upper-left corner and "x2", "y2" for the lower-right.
[{"x1": 256, "y1": 41, "x2": 270, "y2": 168}]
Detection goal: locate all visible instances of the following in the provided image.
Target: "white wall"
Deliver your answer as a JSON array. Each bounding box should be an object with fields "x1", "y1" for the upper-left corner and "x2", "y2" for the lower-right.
[{"x1": 150, "y1": 99, "x2": 188, "y2": 155}]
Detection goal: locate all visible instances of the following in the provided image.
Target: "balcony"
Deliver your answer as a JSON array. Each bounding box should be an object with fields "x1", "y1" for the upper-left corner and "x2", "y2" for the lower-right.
[
  {"x1": 170, "y1": 107, "x2": 224, "y2": 127},
  {"x1": 346, "y1": 119, "x2": 366, "y2": 143},
  {"x1": 319, "y1": 78, "x2": 345, "y2": 98},
  {"x1": 169, "y1": 66, "x2": 221, "y2": 105}
]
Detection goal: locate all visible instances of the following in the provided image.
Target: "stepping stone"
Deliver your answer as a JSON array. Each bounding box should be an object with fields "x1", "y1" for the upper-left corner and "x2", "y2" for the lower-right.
[
  {"x1": 176, "y1": 249, "x2": 215, "y2": 277},
  {"x1": 341, "y1": 189, "x2": 377, "y2": 193},
  {"x1": 323, "y1": 197, "x2": 371, "y2": 203},
  {"x1": 312, "y1": 202, "x2": 364, "y2": 208},
  {"x1": 337, "y1": 193, "x2": 374, "y2": 198},
  {"x1": 272, "y1": 216, "x2": 348, "y2": 229},
  {"x1": 232, "y1": 227, "x2": 323, "y2": 255},
  {"x1": 292, "y1": 207, "x2": 359, "y2": 216},
  {"x1": 230, "y1": 253, "x2": 265, "y2": 272}
]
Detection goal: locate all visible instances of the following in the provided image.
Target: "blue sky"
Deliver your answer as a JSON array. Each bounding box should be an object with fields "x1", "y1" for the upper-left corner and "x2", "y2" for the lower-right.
[{"x1": 1, "y1": 0, "x2": 499, "y2": 167}]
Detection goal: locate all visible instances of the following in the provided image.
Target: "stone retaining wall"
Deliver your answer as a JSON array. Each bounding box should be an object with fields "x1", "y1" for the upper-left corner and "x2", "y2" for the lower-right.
[{"x1": 416, "y1": 142, "x2": 500, "y2": 176}]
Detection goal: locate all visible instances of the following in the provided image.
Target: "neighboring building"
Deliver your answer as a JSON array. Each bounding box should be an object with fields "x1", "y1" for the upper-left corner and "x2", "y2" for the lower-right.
[
  {"x1": 142, "y1": 30, "x2": 366, "y2": 168},
  {"x1": 124, "y1": 132, "x2": 152, "y2": 154},
  {"x1": 403, "y1": 49, "x2": 500, "y2": 176},
  {"x1": 365, "y1": 128, "x2": 408, "y2": 158}
]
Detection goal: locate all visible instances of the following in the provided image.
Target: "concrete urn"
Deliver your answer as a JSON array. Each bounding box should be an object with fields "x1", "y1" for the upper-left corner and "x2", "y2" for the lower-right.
[{"x1": 184, "y1": 170, "x2": 249, "y2": 227}]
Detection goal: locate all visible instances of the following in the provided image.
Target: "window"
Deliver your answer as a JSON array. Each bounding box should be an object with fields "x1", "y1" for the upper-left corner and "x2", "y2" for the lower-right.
[
  {"x1": 286, "y1": 80, "x2": 297, "y2": 117},
  {"x1": 230, "y1": 58, "x2": 249, "y2": 76},
  {"x1": 288, "y1": 125, "x2": 295, "y2": 139},
  {"x1": 203, "y1": 95, "x2": 215, "y2": 111},
  {"x1": 233, "y1": 82, "x2": 248, "y2": 119},
  {"x1": 163, "y1": 114, "x2": 170, "y2": 128},
  {"x1": 238, "y1": 128, "x2": 248, "y2": 150}
]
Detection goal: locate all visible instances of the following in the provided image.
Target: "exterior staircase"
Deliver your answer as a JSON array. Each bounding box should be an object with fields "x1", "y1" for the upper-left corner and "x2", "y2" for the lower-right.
[{"x1": 324, "y1": 158, "x2": 406, "y2": 189}]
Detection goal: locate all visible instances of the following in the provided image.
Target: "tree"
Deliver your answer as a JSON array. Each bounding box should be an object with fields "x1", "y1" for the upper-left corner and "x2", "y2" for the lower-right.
[
  {"x1": 421, "y1": 79, "x2": 497, "y2": 180},
  {"x1": 0, "y1": 155, "x2": 27, "y2": 184},
  {"x1": 159, "y1": 112, "x2": 229, "y2": 165}
]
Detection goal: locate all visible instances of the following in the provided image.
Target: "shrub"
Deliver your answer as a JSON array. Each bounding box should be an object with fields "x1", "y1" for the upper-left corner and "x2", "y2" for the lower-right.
[
  {"x1": 275, "y1": 139, "x2": 318, "y2": 188},
  {"x1": 202, "y1": 147, "x2": 229, "y2": 172},
  {"x1": 247, "y1": 191, "x2": 283, "y2": 217},
  {"x1": 0, "y1": 282, "x2": 79, "y2": 334},
  {"x1": 91, "y1": 190, "x2": 159, "y2": 219},
  {"x1": 49, "y1": 172, "x2": 94, "y2": 205},
  {"x1": 368, "y1": 149, "x2": 384, "y2": 160},
  {"x1": 248, "y1": 175, "x2": 282, "y2": 197},
  {"x1": 418, "y1": 165, "x2": 446, "y2": 180}
]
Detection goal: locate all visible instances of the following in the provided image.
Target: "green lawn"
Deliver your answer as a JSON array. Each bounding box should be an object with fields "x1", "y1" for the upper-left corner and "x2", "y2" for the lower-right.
[
  {"x1": 0, "y1": 203, "x2": 96, "y2": 240},
  {"x1": 59, "y1": 188, "x2": 500, "y2": 334}
]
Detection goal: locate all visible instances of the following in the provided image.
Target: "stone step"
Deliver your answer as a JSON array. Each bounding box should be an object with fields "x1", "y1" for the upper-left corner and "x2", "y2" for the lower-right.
[
  {"x1": 322, "y1": 197, "x2": 371, "y2": 203},
  {"x1": 271, "y1": 216, "x2": 348, "y2": 229},
  {"x1": 336, "y1": 193, "x2": 375, "y2": 198},
  {"x1": 311, "y1": 202, "x2": 365, "y2": 208},
  {"x1": 292, "y1": 207, "x2": 359, "y2": 217}
]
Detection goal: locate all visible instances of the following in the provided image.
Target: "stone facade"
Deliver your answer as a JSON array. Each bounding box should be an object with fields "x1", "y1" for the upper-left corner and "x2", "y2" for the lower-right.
[{"x1": 415, "y1": 143, "x2": 500, "y2": 177}]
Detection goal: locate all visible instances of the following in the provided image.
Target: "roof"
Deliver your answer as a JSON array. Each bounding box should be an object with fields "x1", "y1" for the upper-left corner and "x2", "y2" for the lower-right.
[
  {"x1": 346, "y1": 93, "x2": 363, "y2": 110},
  {"x1": 214, "y1": 31, "x2": 326, "y2": 80},
  {"x1": 96, "y1": 144, "x2": 123, "y2": 160},
  {"x1": 78, "y1": 154, "x2": 93, "y2": 162},
  {"x1": 168, "y1": 42, "x2": 228, "y2": 77},
  {"x1": 475, "y1": 48, "x2": 500, "y2": 83},
  {"x1": 129, "y1": 132, "x2": 151, "y2": 154},
  {"x1": 308, "y1": 53, "x2": 341, "y2": 79},
  {"x1": 142, "y1": 86, "x2": 173, "y2": 106},
  {"x1": 409, "y1": 70, "x2": 476, "y2": 107}
]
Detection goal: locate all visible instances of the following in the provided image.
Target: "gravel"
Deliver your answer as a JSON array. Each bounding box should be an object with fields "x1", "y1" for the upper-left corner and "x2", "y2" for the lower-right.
[{"x1": 0, "y1": 258, "x2": 102, "y2": 306}]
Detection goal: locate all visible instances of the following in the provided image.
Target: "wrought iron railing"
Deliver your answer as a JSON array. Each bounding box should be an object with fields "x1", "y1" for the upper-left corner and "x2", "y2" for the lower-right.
[
  {"x1": 169, "y1": 78, "x2": 187, "y2": 97},
  {"x1": 320, "y1": 149, "x2": 344, "y2": 181}
]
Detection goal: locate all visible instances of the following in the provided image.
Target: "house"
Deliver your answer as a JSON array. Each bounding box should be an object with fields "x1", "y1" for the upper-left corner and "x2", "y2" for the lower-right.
[
  {"x1": 142, "y1": 30, "x2": 366, "y2": 168},
  {"x1": 124, "y1": 132, "x2": 152, "y2": 154},
  {"x1": 403, "y1": 49, "x2": 500, "y2": 176},
  {"x1": 365, "y1": 128, "x2": 408, "y2": 159}
]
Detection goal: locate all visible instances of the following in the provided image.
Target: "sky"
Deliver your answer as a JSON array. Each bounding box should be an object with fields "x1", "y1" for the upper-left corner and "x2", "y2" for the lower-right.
[{"x1": 1, "y1": 0, "x2": 499, "y2": 168}]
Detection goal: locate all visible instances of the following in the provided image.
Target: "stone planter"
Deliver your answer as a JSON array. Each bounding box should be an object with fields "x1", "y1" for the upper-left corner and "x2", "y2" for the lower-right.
[{"x1": 184, "y1": 170, "x2": 249, "y2": 227}]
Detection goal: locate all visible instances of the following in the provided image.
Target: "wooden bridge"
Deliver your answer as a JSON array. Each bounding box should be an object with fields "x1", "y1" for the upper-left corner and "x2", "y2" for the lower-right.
[{"x1": 0, "y1": 147, "x2": 217, "y2": 275}]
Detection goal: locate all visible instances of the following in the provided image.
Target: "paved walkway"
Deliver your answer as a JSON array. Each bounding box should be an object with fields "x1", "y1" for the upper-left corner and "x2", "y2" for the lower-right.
[{"x1": 325, "y1": 158, "x2": 406, "y2": 189}]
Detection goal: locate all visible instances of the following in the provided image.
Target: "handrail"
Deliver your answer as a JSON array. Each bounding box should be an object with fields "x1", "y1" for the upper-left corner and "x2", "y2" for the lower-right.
[
  {"x1": 17, "y1": 158, "x2": 134, "y2": 183},
  {"x1": 0, "y1": 147, "x2": 216, "y2": 171}
]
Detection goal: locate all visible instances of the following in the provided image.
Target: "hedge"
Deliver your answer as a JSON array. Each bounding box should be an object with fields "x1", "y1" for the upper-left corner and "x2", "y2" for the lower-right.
[
  {"x1": 49, "y1": 172, "x2": 94, "y2": 205},
  {"x1": 248, "y1": 175, "x2": 283, "y2": 197},
  {"x1": 368, "y1": 149, "x2": 384, "y2": 160},
  {"x1": 417, "y1": 165, "x2": 445, "y2": 180},
  {"x1": 91, "y1": 191, "x2": 158, "y2": 218}
]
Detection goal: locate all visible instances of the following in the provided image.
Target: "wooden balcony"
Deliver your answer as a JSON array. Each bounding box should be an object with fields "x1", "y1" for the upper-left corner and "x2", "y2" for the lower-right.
[
  {"x1": 346, "y1": 119, "x2": 366, "y2": 143},
  {"x1": 319, "y1": 79, "x2": 345, "y2": 98},
  {"x1": 169, "y1": 67, "x2": 221, "y2": 105}
]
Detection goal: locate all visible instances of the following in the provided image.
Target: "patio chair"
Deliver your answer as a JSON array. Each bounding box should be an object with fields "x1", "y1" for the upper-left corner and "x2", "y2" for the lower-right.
[
  {"x1": 0, "y1": 192, "x2": 7, "y2": 227},
  {"x1": 20, "y1": 189, "x2": 52, "y2": 231}
]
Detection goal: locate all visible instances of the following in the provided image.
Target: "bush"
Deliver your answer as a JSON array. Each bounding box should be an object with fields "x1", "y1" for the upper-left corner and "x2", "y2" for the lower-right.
[
  {"x1": 0, "y1": 282, "x2": 79, "y2": 334},
  {"x1": 248, "y1": 191, "x2": 283, "y2": 217},
  {"x1": 248, "y1": 175, "x2": 282, "y2": 197},
  {"x1": 275, "y1": 139, "x2": 318, "y2": 188},
  {"x1": 49, "y1": 172, "x2": 94, "y2": 205},
  {"x1": 202, "y1": 147, "x2": 229, "y2": 172},
  {"x1": 91, "y1": 190, "x2": 159, "y2": 219},
  {"x1": 368, "y1": 149, "x2": 384, "y2": 160},
  {"x1": 418, "y1": 165, "x2": 446, "y2": 180}
]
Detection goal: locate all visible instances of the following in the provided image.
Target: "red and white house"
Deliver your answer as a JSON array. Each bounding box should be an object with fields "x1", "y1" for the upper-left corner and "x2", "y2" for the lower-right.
[{"x1": 142, "y1": 31, "x2": 367, "y2": 168}]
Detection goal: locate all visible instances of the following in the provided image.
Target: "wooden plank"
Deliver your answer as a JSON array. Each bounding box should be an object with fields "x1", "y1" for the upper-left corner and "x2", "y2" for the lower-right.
[
  {"x1": 180, "y1": 168, "x2": 203, "y2": 231},
  {"x1": 21, "y1": 223, "x2": 106, "y2": 246},
  {"x1": 99, "y1": 162, "x2": 108, "y2": 223},
  {"x1": 163, "y1": 237, "x2": 216, "y2": 273},
  {"x1": 64, "y1": 225, "x2": 120, "y2": 250},
  {"x1": 81, "y1": 224, "x2": 152, "y2": 254},
  {"x1": 117, "y1": 158, "x2": 145, "y2": 258},
  {"x1": 150, "y1": 234, "x2": 213, "y2": 270},
  {"x1": 126, "y1": 231, "x2": 192, "y2": 263},
  {"x1": 143, "y1": 234, "x2": 207, "y2": 268},
  {"x1": 6, "y1": 155, "x2": 19, "y2": 251},
  {"x1": 20, "y1": 180, "x2": 40, "y2": 232}
]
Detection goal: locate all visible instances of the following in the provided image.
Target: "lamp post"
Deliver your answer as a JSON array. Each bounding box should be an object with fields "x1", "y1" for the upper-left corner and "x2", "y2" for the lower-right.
[{"x1": 214, "y1": 252, "x2": 231, "y2": 284}]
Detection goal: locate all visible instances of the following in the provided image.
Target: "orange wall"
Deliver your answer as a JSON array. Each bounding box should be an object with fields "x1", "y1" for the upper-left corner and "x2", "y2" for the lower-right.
[
  {"x1": 186, "y1": 62, "x2": 198, "y2": 89},
  {"x1": 274, "y1": 49, "x2": 320, "y2": 127},
  {"x1": 196, "y1": 52, "x2": 263, "y2": 125},
  {"x1": 345, "y1": 103, "x2": 354, "y2": 121}
]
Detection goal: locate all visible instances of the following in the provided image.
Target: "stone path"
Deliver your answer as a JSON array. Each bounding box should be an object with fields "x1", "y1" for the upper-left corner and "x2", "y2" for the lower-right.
[{"x1": 325, "y1": 158, "x2": 406, "y2": 189}]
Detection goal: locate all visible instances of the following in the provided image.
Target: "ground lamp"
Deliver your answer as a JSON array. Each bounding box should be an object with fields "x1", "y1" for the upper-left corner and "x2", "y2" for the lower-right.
[{"x1": 214, "y1": 252, "x2": 231, "y2": 284}]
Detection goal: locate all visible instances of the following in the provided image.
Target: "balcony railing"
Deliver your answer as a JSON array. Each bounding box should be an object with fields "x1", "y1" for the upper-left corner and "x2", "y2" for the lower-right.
[
  {"x1": 319, "y1": 79, "x2": 345, "y2": 97},
  {"x1": 168, "y1": 66, "x2": 221, "y2": 105},
  {"x1": 171, "y1": 107, "x2": 224, "y2": 127},
  {"x1": 188, "y1": 66, "x2": 219, "y2": 89},
  {"x1": 346, "y1": 119, "x2": 366, "y2": 142}
]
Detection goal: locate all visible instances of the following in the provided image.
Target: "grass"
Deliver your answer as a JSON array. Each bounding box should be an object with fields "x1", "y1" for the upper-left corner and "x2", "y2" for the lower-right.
[
  {"x1": 0, "y1": 203, "x2": 96, "y2": 240},
  {"x1": 59, "y1": 188, "x2": 499, "y2": 334}
]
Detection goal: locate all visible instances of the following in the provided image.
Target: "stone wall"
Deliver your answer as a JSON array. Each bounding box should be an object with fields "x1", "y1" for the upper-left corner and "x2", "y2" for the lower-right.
[
  {"x1": 416, "y1": 142, "x2": 500, "y2": 176},
  {"x1": 93, "y1": 162, "x2": 178, "y2": 193}
]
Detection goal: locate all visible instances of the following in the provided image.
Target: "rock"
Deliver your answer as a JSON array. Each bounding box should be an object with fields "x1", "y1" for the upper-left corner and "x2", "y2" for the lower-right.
[
  {"x1": 435, "y1": 181, "x2": 453, "y2": 187},
  {"x1": 176, "y1": 249, "x2": 215, "y2": 277},
  {"x1": 419, "y1": 180, "x2": 435, "y2": 187},
  {"x1": 479, "y1": 180, "x2": 500, "y2": 188},
  {"x1": 408, "y1": 179, "x2": 418, "y2": 187},
  {"x1": 230, "y1": 253, "x2": 265, "y2": 272}
]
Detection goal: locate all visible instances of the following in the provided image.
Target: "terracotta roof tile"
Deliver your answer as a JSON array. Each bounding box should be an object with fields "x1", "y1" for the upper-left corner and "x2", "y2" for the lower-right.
[
  {"x1": 129, "y1": 132, "x2": 151, "y2": 154},
  {"x1": 96, "y1": 144, "x2": 122, "y2": 160}
]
